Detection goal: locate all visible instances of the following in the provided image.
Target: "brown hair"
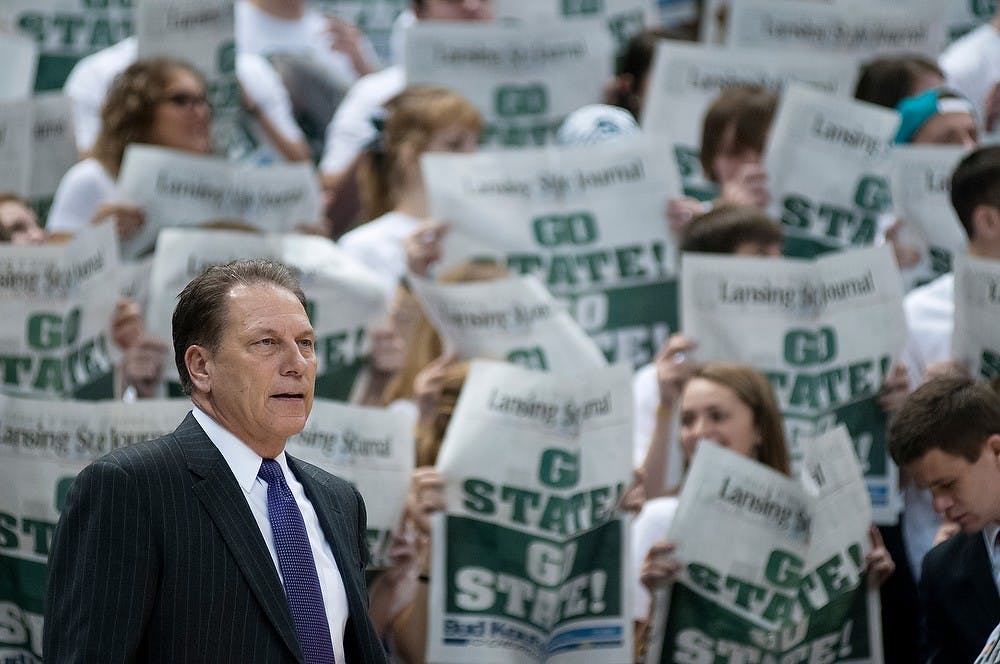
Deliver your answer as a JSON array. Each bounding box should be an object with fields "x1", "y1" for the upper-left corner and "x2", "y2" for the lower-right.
[
  {"x1": 689, "y1": 362, "x2": 791, "y2": 475},
  {"x1": 382, "y1": 259, "x2": 508, "y2": 405},
  {"x1": 681, "y1": 205, "x2": 783, "y2": 254},
  {"x1": 93, "y1": 57, "x2": 206, "y2": 177},
  {"x1": 854, "y1": 55, "x2": 943, "y2": 109},
  {"x1": 950, "y1": 145, "x2": 1000, "y2": 241},
  {"x1": 415, "y1": 361, "x2": 470, "y2": 466},
  {"x1": 700, "y1": 86, "x2": 777, "y2": 183},
  {"x1": 889, "y1": 376, "x2": 1000, "y2": 465},
  {"x1": 172, "y1": 259, "x2": 306, "y2": 394},
  {"x1": 357, "y1": 86, "x2": 482, "y2": 221},
  {"x1": 0, "y1": 193, "x2": 31, "y2": 242}
]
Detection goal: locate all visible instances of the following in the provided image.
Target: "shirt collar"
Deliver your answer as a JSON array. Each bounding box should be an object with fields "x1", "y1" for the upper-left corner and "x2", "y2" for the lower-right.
[
  {"x1": 192, "y1": 405, "x2": 291, "y2": 494},
  {"x1": 984, "y1": 522, "x2": 1000, "y2": 556}
]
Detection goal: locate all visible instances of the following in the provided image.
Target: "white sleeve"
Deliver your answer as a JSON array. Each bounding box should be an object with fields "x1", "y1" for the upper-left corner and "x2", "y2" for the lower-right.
[
  {"x1": 236, "y1": 52, "x2": 305, "y2": 141},
  {"x1": 319, "y1": 67, "x2": 403, "y2": 174},
  {"x1": 63, "y1": 61, "x2": 107, "y2": 153},
  {"x1": 46, "y1": 161, "x2": 114, "y2": 234}
]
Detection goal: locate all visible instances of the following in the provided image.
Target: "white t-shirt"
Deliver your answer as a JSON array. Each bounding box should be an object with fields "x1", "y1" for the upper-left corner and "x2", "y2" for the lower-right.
[
  {"x1": 63, "y1": 36, "x2": 304, "y2": 158},
  {"x1": 235, "y1": 1, "x2": 375, "y2": 90},
  {"x1": 898, "y1": 271, "x2": 954, "y2": 580},
  {"x1": 46, "y1": 158, "x2": 116, "y2": 235},
  {"x1": 940, "y1": 23, "x2": 1000, "y2": 128},
  {"x1": 319, "y1": 65, "x2": 405, "y2": 174},
  {"x1": 900, "y1": 272, "x2": 955, "y2": 391},
  {"x1": 630, "y1": 496, "x2": 679, "y2": 620},
  {"x1": 337, "y1": 210, "x2": 421, "y2": 295}
]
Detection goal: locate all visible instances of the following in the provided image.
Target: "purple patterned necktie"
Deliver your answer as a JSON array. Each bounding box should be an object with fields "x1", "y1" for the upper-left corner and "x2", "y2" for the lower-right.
[{"x1": 258, "y1": 458, "x2": 336, "y2": 663}]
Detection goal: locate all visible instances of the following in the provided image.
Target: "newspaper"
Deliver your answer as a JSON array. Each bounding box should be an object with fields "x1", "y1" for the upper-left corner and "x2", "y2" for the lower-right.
[
  {"x1": 765, "y1": 84, "x2": 900, "y2": 258},
  {"x1": 889, "y1": 144, "x2": 969, "y2": 289},
  {"x1": 681, "y1": 245, "x2": 906, "y2": 523},
  {"x1": 0, "y1": 222, "x2": 119, "y2": 399},
  {"x1": 646, "y1": 428, "x2": 883, "y2": 663},
  {"x1": 287, "y1": 399, "x2": 414, "y2": 567},
  {"x1": 953, "y1": 255, "x2": 1000, "y2": 382},
  {"x1": 641, "y1": 41, "x2": 858, "y2": 200},
  {"x1": 424, "y1": 134, "x2": 682, "y2": 368},
  {"x1": 427, "y1": 360, "x2": 634, "y2": 663},
  {"x1": 115, "y1": 144, "x2": 322, "y2": 258},
  {"x1": 492, "y1": 0, "x2": 656, "y2": 53},
  {"x1": 146, "y1": 227, "x2": 387, "y2": 401},
  {"x1": 405, "y1": 20, "x2": 613, "y2": 149},
  {"x1": 726, "y1": 0, "x2": 947, "y2": 58},
  {"x1": 408, "y1": 273, "x2": 607, "y2": 372},
  {"x1": 0, "y1": 0, "x2": 133, "y2": 91},
  {"x1": 0, "y1": 31, "x2": 37, "y2": 100},
  {"x1": 0, "y1": 394, "x2": 191, "y2": 662}
]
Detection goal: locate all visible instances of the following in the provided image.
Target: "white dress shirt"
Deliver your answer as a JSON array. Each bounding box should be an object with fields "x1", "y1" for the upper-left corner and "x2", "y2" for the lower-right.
[{"x1": 192, "y1": 406, "x2": 349, "y2": 662}]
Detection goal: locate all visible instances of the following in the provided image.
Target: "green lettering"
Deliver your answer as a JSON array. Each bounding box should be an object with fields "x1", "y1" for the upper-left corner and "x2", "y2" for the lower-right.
[
  {"x1": 32, "y1": 357, "x2": 64, "y2": 392},
  {"x1": 764, "y1": 549, "x2": 804, "y2": 588},
  {"x1": 0, "y1": 512, "x2": 17, "y2": 548},
  {"x1": 538, "y1": 449, "x2": 579, "y2": 488},
  {"x1": 781, "y1": 196, "x2": 812, "y2": 229},
  {"x1": 688, "y1": 562, "x2": 721, "y2": 593},
  {"x1": 463, "y1": 478, "x2": 496, "y2": 514},
  {"x1": 724, "y1": 576, "x2": 766, "y2": 610},
  {"x1": 500, "y1": 486, "x2": 541, "y2": 525},
  {"x1": 614, "y1": 246, "x2": 646, "y2": 279},
  {"x1": 537, "y1": 495, "x2": 567, "y2": 534}
]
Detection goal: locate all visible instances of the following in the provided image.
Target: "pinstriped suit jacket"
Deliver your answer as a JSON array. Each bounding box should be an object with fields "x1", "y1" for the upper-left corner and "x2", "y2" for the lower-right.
[{"x1": 43, "y1": 412, "x2": 389, "y2": 663}]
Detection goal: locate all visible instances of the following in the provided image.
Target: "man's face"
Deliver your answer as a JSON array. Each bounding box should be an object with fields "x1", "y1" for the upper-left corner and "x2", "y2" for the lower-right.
[
  {"x1": 909, "y1": 440, "x2": 1000, "y2": 532},
  {"x1": 193, "y1": 283, "x2": 316, "y2": 453},
  {"x1": 416, "y1": 0, "x2": 493, "y2": 21}
]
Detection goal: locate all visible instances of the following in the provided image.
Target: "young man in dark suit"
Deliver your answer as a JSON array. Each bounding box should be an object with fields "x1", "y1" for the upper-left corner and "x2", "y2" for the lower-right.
[
  {"x1": 889, "y1": 375, "x2": 1000, "y2": 664},
  {"x1": 44, "y1": 259, "x2": 388, "y2": 663}
]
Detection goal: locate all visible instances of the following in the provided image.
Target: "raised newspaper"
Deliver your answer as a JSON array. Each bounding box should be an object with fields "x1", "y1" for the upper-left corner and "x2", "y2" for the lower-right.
[
  {"x1": 889, "y1": 144, "x2": 969, "y2": 288},
  {"x1": 427, "y1": 360, "x2": 634, "y2": 663},
  {"x1": 424, "y1": 135, "x2": 681, "y2": 368},
  {"x1": 0, "y1": 32, "x2": 37, "y2": 100},
  {"x1": 287, "y1": 399, "x2": 414, "y2": 567},
  {"x1": 765, "y1": 85, "x2": 900, "y2": 258},
  {"x1": 953, "y1": 255, "x2": 1000, "y2": 382},
  {"x1": 681, "y1": 245, "x2": 906, "y2": 523},
  {"x1": 0, "y1": 0, "x2": 133, "y2": 91},
  {"x1": 492, "y1": 0, "x2": 656, "y2": 53},
  {"x1": 146, "y1": 227, "x2": 387, "y2": 401},
  {"x1": 646, "y1": 428, "x2": 883, "y2": 663},
  {"x1": 408, "y1": 273, "x2": 607, "y2": 372},
  {"x1": 115, "y1": 144, "x2": 322, "y2": 258},
  {"x1": 0, "y1": 394, "x2": 191, "y2": 662},
  {"x1": 0, "y1": 222, "x2": 119, "y2": 399},
  {"x1": 726, "y1": 0, "x2": 946, "y2": 58},
  {"x1": 405, "y1": 21, "x2": 613, "y2": 148},
  {"x1": 641, "y1": 41, "x2": 858, "y2": 200}
]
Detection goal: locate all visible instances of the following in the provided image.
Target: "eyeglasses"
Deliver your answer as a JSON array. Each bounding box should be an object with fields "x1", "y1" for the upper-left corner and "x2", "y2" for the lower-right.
[{"x1": 161, "y1": 92, "x2": 212, "y2": 111}]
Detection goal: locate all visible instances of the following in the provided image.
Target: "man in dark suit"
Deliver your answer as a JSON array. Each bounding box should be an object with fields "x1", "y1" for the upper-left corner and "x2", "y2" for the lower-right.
[
  {"x1": 889, "y1": 376, "x2": 1000, "y2": 663},
  {"x1": 44, "y1": 259, "x2": 389, "y2": 663}
]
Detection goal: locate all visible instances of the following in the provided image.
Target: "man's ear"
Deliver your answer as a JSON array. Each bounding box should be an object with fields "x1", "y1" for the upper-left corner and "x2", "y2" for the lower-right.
[
  {"x1": 987, "y1": 433, "x2": 1000, "y2": 464},
  {"x1": 972, "y1": 205, "x2": 1000, "y2": 242},
  {"x1": 185, "y1": 345, "x2": 212, "y2": 394}
]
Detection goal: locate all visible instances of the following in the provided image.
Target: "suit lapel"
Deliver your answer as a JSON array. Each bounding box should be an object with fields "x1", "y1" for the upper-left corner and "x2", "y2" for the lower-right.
[
  {"x1": 965, "y1": 533, "x2": 1000, "y2": 616},
  {"x1": 288, "y1": 456, "x2": 374, "y2": 658},
  {"x1": 177, "y1": 414, "x2": 304, "y2": 663}
]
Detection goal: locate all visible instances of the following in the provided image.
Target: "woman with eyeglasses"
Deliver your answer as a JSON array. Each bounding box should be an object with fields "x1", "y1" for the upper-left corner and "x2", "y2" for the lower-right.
[{"x1": 47, "y1": 57, "x2": 213, "y2": 240}]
